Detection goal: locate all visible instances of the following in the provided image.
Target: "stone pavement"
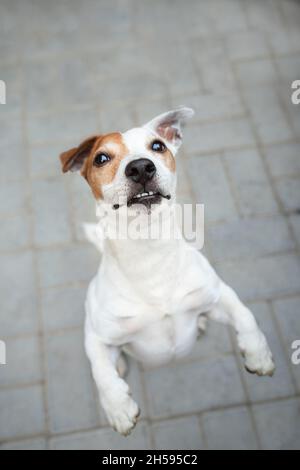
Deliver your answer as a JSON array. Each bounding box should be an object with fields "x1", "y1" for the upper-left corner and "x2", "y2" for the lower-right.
[{"x1": 0, "y1": 0, "x2": 300, "y2": 450}]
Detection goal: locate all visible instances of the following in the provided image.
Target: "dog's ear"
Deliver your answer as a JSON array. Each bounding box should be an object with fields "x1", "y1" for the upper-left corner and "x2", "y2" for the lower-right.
[
  {"x1": 59, "y1": 135, "x2": 100, "y2": 173},
  {"x1": 143, "y1": 107, "x2": 194, "y2": 151}
]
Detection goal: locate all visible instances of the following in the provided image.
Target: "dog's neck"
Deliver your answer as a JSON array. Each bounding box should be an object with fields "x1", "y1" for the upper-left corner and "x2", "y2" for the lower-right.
[{"x1": 99, "y1": 202, "x2": 184, "y2": 286}]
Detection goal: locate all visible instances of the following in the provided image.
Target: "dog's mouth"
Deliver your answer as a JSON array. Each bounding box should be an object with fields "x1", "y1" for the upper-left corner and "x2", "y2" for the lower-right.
[{"x1": 127, "y1": 190, "x2": 170, "y2": 208}]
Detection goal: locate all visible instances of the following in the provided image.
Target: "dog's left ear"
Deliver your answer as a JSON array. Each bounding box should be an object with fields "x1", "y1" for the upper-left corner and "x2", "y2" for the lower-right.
[
  {"x1": 59, "y1": 135, "x2": 99, "y2": 173},
  {"x1": 143, "y1": 107, "x2": 194, "y2": 152}
]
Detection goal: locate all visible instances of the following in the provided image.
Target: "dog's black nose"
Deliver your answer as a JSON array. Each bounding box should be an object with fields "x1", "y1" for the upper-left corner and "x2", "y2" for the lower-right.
[{"x1": 125, "y1": 158, "x2": 156, "y2": 185}]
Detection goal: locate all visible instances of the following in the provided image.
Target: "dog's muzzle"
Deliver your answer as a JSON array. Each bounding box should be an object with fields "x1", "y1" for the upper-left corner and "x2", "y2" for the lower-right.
[{"x1": 122, "y1": 158, "x2": 170, "y2": 208}]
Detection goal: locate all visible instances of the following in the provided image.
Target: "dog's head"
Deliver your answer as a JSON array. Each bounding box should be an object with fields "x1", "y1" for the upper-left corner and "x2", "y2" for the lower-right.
[{"x1": 60, "y1": 107, "x2": 194, "y2": 213}]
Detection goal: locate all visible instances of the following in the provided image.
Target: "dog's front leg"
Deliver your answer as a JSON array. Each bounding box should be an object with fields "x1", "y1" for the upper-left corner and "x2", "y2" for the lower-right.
[
  {"x1": 208, "y1": 282, "x2": 275, "y2": 376},
  {"x1": 85, "y1": 326, "x2": 140, "y2": 436}
]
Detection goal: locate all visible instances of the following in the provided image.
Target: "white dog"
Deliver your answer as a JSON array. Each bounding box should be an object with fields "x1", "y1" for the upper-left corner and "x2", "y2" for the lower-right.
[{"x1": 60, "y1": 108, "x2": 275, "y2": 436}]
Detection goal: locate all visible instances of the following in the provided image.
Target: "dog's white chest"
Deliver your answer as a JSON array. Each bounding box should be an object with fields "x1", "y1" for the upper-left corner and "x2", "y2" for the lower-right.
[
  {"x1": 124, "y1": 309, "x2": 199, "y2": 365},
  {"x1": 87, "y1": 242, "x2": 220, "y2": 366}
]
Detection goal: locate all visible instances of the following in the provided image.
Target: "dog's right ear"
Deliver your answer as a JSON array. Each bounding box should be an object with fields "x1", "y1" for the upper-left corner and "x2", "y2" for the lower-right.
[{"x1": 59, "y1": 135, "x2": 100, "y2": 173}]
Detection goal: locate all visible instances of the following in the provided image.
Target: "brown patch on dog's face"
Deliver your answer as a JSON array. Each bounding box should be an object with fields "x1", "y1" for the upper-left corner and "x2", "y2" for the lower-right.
[
  {"x1": 81, "y1": 133, "x2": 129, "y2": 199},
  {"x1": 160, "y1": 147, "x2": 176, "y2": 172}
]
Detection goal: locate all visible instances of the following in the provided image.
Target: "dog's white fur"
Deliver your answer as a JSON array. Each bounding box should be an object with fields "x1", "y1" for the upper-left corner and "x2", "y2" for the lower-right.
[{"x1": 69, "y1": 108, "x2": 274, "y2": 436}]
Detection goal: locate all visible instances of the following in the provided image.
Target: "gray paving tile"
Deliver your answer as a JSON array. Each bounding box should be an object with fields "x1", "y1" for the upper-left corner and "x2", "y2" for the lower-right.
[
  {"x1": 237, "y1": 302, "x2": 295, "y2": 401},
  {"x1": 224, "y1": 148, "x2": 279, "y2": 216},
  {"x1": 0, "y1": 438, "x2": 47, "y2": 450},
  {"x1": 30, "y1": 142, "x2": 69, "y2": 179},
  {"x1": 0, "y1": 28, "x2": 22, "y2": 67},
  {"x1": 269, "y1": 30, "x2": 300, "y2": 56},
  {"x1": 209, "y1": 216, "x2": 295, "y2": 262},
  {"x1": 27, "y1": 108, "x2": 99, "y2": 145},
  {"x1": 0, "y1": 336, "x2": 42, "y2": 388},
  {"x1": 134, "y1": 1, "x2": 197, "y2": 38},
  {"x1": 235, "y1": 59, "x2": 278, "y2": 87},
  {"x1": 24, "y1": 57, "x2": 95, "y2": 116},
  {"x1": 0, "y1": 116, "x2": 23, "y2": 149},
  {"x1": 0, "y1": 143, "x2": 28, "y2": 184},
  {"x1": 177, "y1": 92, "x2": 244, "y2": 124},
  {"x1": 0, "y1": 386, "x2": 45, "y2": 440},
  {"x1": 217, "y1": 253, "x2": 300, "y2": 302},
  {"x1": 265, "y1": 143, "x2": 300, "y2": 179},
  {"x1": 67, "y1": 174, "x2": 97, "y2": 241},
  {"x1": 88, "y1": 39, "x2": 153, "y2": 81},
  {"x1": 192, "y1": 37, "x2": 236, "y2": 92},
  {"x1": 244, "y1": 0, "x2": 284, "y2": 33},
  {"x1": 186, "y1": 154, "x2": 237, "y2": 223},
  {"x1": 37, "y1": 244, "x2": 98, "y2": 288},
  {"x1": 99, "y1": 104, "x2": 136, "y2": 134},
  {"x1": 0, "y1": 213, "x2": 31, "y2": 251},
  {"x1": 151, "y1": 41, "x2": 201, "y2": 97},
  {"x1": 243, "y1": 87, "x2": 293, "y2": 145},
  {"x1": 45, "y1": 329, "x2": 100, "y2": 434},
  {"x1": 188, "y1": 322, "x2": 233, "y2": 361},
  {"x1": 94, "y1": 73, "x2": 166, "y2": 108},
  {"x1": 209, "y1": 0, "x2": 248, "y2": 33},
  {"x1": 276, "y1": 178, "x2": 300, "y2": 213},
  {"x1": 289, "y1": 213, "x2": 300, "y2": 245},
  {"x1": 23, "y1": 60, "x2": 59, "y2": 116},
  {"x1": 272, "y1": 296, "x2": 300, "y2": 392},
  {"x1": 166, "y1": 64, "x2": 201, "y2": 98},
  {"x1": 202, "y1": 57, "x2": 237, "y2": 93},
  {"x1": 144, "y1": 355, "x2": 245, "y2": 419},
  {"x1": 0, "y1": 180, "x2": 30, "y2": 216},
  {"x1": 135, "y1": 98, "x2": 170, "y2": 127},
  {"x1": 253, "y1": 398, "x2": 300, "y2": 450},
  {"x1": 280, "y1": 0, "x2": 300, "y2": 33},
  {"x1": 202, "y1": 406, "x2": 258, "y2": 450},
  {"x1": 0, "y1": 251, "x2": 39, "y2": 337},
  {"x1": 0, "y1": 64, "x2": 22, "y2": 117},
  {"x1": 152, "y1": 416, "x2": 204, "y2": 450},
  {"x1": 31, "y1": 178, "x2": 72, "y2": 247},
  {"x1": 50, "y1": 421, "x2": 151, "y2": 450},
  {"x1": 41, "y1": 284, "x2": 87, "y2": 332},
  {"x1": 184, "y1": 119, "x2": 255, "y2": 155},
  {"x1": 225, "y1": 31, "x2": 270, "y2": 61},
  {"x1": 276, "y1": 56, "x2": 300, "y2": 89}
]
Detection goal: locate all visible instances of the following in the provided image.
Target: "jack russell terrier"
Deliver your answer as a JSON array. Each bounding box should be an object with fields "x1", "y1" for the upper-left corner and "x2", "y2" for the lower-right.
[{"x1": 60, "y1": 107, "x2": 275, "y2": 436}]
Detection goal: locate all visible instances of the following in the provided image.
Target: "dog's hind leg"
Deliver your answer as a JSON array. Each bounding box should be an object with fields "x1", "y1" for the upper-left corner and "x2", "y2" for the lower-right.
[
  {"x1": 208, "y1": 282, "x2": 275, "y2": 377},
  {"x1": 117, "y1": 352, "x2": 129, "y2": 379},
  {"x1": 197, "y1": 314, "x2": 208, "y2": 337}
]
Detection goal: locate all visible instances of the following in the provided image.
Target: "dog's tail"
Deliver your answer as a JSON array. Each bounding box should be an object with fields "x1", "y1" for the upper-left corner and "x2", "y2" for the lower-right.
[{"x1": 83, "y1": 222, "x2": 104, "y2": 253}]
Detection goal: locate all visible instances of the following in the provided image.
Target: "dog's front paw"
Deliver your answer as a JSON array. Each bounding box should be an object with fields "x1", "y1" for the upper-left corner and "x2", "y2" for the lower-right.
[
  {"x1": 244, "y1": 346, "x2": 275, "y2": 376},
  {"x1": 102, "y1": 392, "x2": 140, "y2": 436},
  {"x1": 238, "y1": 330, "x2": 275, "y2": 377}
]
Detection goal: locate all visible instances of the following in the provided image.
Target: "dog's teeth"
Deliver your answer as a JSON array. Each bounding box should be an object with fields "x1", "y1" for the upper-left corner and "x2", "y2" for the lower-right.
[{"x1": 133, "y1": 191, "x2": 156, "y2": 200}]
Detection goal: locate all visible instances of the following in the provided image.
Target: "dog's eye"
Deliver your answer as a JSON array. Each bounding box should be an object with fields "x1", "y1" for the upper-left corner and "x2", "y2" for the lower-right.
[
  {"x1": 93, "y1": 153, "x2": 111, "y2": 167},
  {"x1": 151, "y1": 140, "x2": 166, "y2": 152}
]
